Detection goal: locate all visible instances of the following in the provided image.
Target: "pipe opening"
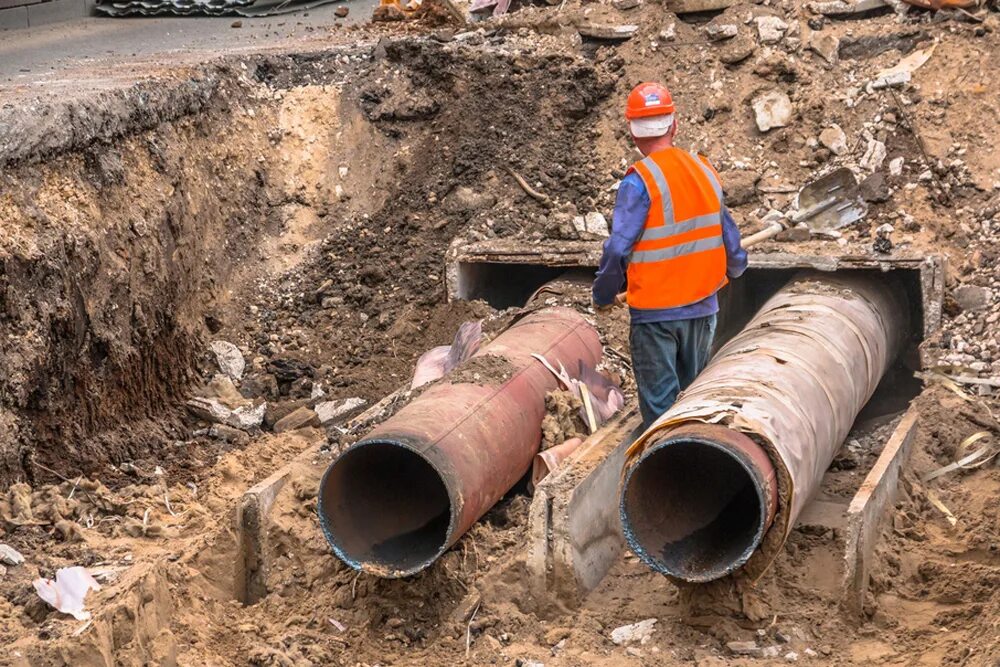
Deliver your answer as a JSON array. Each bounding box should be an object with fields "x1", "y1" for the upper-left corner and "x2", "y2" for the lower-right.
[
  {"x1": 621, "y1": 439, "x2": 766, "y2": 582},
  {"x1": 318, "y1": 441, "x2": 452, "y2": 576}
]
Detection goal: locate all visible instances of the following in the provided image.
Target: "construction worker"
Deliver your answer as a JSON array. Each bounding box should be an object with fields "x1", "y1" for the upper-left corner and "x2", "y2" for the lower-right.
[{"x1": 593, "y1": 82, "x2": 748, "y2": 430}]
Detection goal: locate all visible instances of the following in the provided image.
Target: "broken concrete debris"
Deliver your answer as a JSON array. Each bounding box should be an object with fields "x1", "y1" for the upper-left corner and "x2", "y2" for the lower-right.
[
  {"x1": 210, "y1": 340, "x2": 246, "y2": 381},
  {"x1": 860, "y1": 137, "x2": 888, "y2": 172},
  {"x1": 0, "y1": 544, "x2": 25, "y2": 566},
  {"x1": 808, "y1": 0, "x2": 889, "y2": 17},
  {"x1": 808, "y1": 33, "x2": 840, "y2": 64},
  {"x1": 314, "y1": 397, "x2": 367, "y2": 425},
  {"x1": 752, "y1": 90, "x2": 793, "y2": 132},
  {"x1": 187, "y1": 397, "x2": 266, "y2": 431},
  {"x1": 609, "y1": 618, "x2": 657, "y2": 646},
  {"x1": 705, "y1": 23, "x2": 738, "y2": 41},
  {"x1": 755, "y1": 16, "x2": 788, "y2": 45},
  {"x1": 572, "y1": 212, "x2": 610, "y2": 237},
  {"x1": 819, "y1": 124, "x2": 848, "y2": 155},
  {"x1": 953, "y1": 285, "x2": 991, "y2": 312}
]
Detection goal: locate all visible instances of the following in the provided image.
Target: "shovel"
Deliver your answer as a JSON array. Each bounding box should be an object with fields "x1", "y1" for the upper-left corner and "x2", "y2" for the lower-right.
[{"x1": 741, "y1": 168, "x2": 868, "y2": 248}]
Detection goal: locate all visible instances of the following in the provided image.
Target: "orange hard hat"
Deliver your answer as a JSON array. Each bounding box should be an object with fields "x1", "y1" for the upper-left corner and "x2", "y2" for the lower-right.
[{"x1": 625, "y1": 82, "x2": 676, "y2": 120}]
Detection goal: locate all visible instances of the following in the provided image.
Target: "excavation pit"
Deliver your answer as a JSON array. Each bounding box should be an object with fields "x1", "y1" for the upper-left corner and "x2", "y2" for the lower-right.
[{"x1": 458, "y1": 238, "x2": 946, "y2": 600}]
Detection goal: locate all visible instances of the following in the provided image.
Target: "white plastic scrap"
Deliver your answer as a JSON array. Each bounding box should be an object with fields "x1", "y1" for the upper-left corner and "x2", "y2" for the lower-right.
[
  {"x1": 411, "y1": 321, "x2": 483, "y2": 389},
  {"x1": 870, "y1": 43, "x2": 936, "y2": 90},
  {"x1": 33, "y1": 567, "x2": 102, "y2": 621}
]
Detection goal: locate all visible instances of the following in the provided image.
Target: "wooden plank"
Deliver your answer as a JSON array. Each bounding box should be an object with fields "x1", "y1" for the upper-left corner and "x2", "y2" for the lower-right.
[{"x1": 842, "y1": 407, "x2": 919, "y2": 614}]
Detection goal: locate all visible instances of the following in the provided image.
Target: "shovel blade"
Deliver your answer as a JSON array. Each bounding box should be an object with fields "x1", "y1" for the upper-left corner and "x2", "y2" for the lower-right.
[{"x1": 796, "y1": 168, "x2": 867, "y2": 231}]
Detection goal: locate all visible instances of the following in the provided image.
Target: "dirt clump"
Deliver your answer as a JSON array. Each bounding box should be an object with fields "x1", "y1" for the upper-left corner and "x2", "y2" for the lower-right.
[{"x1": 541, "y1": 389, "x2": 588, "y2": 450}]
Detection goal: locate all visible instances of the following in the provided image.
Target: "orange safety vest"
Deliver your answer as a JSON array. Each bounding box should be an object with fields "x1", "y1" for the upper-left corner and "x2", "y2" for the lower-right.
[{"x1": 626, "y1": 147, "x2": 728, "y2": 310}]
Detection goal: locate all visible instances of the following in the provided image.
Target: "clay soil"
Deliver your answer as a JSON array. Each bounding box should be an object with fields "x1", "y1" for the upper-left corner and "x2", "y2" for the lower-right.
[{"x1": 1, "y1": 1, "x2": 1000, "y2": 665}]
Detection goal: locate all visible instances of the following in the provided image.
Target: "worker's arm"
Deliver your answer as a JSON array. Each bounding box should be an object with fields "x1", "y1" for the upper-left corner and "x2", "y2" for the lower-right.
[
  {"x1": 722, "y1": 205, "x2": 748, "y2": 279},
  {"x1": 592, "y1": 173, "x2": 650, "y2": 307}
]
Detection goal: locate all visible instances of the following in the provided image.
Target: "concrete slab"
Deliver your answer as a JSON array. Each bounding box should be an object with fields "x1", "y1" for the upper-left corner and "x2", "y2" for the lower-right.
[
  {"x1": 526, "y1": 408, "x2": 641, "y2": 606},
  {"x1": 842, "y1": 405, "x2": 919, "y2": 614}
]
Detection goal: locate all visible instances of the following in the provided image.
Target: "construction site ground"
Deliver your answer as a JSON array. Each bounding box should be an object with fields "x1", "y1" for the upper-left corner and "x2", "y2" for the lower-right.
[{"x1": 0, "y1": 0, "x2": 999, "y2": 664}]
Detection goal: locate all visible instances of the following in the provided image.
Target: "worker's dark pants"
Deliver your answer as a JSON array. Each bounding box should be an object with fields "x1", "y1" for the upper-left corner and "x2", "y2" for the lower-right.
[{"x1": 630, "y1": 314, "x2": 717, "y2": 430}]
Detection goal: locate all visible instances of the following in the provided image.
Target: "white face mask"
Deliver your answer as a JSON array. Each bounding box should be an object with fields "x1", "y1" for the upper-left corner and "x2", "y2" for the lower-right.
[{"x1": 629, "y1": 115, "x2": 674, "y2": 139}]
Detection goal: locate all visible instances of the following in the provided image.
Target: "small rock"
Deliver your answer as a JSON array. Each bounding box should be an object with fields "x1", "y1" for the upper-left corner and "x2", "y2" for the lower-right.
[
  {"x1": 230, "y1": 19, "x2": 242, "y2": 27},
  {"x1": 720, "y1": 36, "x2": 756, "y2": 64},
  {"x1": 871, "y1": 70, "x2": 910, "y2": 90},
  {"x1": 860, "y1": 139, "x2": 888, "y2": 172},
  {"x1": 889, "y1": 157, "x2": 904, "y2": 176},
  {"x1": 613, "y1": 0, "x2": 641, "y2": 9},
  {"x1": 752, "y1": 90, "x2": 793, "y2": 132},
  {"x1": 804, "y1": 648, "x2": 819, "y2": 657},
  {"x1": 610, "y1": 619, "x2": 657, "y2": 646},
  {"x1": 451, "y1": 590, "x2": 482, "y2": 623},
  {"x1": 273, "y1": 406, "x2": 321, "y2": 433},
  {"x1": 755, "y1": 15, "x2": 788, "y2": 44},
  {"x1": 445, "y1": 186, "x2": 497, "y2": 214},
  {"x1": 0, "y1": 544, "x2": 25, "y2": 566},
  {"x1": 573, "y1": 212, "x2": 610, "y2": 237},
  {"x1": 705, "y1": 23, "x2": 738, "y2": 41},
  {"x1": 819, "y1": 124, "x2": 848, "y2": 155},
  {"x1": 208, "y1": 424, "x2": 250, "y2": 445},
  {"x1": 785, "y1": 651, "x2": 800, "y2": 662},
  {"x1": 625, "y1": 647, "x2": 643, "y2": 658},
  {"x1": 761, "y1": 646, "x2": 781, "y2": 658},
  {"x1": 727, "y1": 641, "x2": 763, "y2": 657},
  {"x1": 776, "y1": 226, "x2": 811, "y2": 242},
  {"x1": 953, "y1": 285, "x2": 992, "y2": 312},
  {"x1": 659, "y1": 22, "x2": 675, "y2": 41},
  {"x1": 721, "y1": 171, "x2": 760, "y2": 206},
  {"x1": 860, "y1": 172, "x2": 891, "y2": 203},
  {"x1": 334, "y1": 5, "x2": 349, "y2": 16},
  {"x1": 211, "y1": 341, "x2": 246, "y2": 381},
  {"x1": 808, "y1": 32, "x2": 839, "y2": 64}
]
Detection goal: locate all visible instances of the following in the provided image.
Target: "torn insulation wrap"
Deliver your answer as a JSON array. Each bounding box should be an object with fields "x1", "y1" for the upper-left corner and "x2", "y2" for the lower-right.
[{"x1": 621, "y1": 272, "x2": 909, "y2": 582}]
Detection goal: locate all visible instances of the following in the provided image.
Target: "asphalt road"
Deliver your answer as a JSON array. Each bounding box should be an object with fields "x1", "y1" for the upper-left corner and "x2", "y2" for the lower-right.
[{"x1": 0, "y1": 1, "x2": 376, "y2": 95}]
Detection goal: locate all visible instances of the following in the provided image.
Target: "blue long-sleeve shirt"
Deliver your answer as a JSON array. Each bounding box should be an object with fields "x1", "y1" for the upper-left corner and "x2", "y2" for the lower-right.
[{"x1": 592, "y1": 170, "x2": 748, "y2": 323}]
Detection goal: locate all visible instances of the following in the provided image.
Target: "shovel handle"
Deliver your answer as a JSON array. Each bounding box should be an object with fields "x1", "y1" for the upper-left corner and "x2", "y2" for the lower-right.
[{"x1": 740, "y1": 222, "x2": 784, "y2": 249}]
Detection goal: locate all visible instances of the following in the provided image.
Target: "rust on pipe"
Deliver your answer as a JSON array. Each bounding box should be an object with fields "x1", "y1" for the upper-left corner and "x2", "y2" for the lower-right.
[
  {"x1": 621, "y1": 272, "x2": 909, "y2": 582},
  {"x1": 317, "y1": 307, "x2": 603, "y2": 577}
]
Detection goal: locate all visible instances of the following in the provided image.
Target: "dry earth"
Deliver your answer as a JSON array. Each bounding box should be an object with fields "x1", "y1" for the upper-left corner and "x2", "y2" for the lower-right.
[{"x1": 1, "y1": 0, "x2": 999, "y2": 664}]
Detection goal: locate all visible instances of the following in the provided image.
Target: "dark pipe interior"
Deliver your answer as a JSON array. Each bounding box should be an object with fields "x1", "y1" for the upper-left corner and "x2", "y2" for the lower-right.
[
  {"x1": 318, "y1": 441, "x2": 452, "y2": 575},
  {"x1": 621, "y1": 439, "x2": 766, "y2": 582}
]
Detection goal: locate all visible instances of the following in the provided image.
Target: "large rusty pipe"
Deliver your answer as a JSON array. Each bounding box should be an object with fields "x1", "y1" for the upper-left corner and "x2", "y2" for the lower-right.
[
  {"x1": 318, "y1": 307, "x2": 602, "y2": 577},
  {"x1": 621, "y1": 272, "x2": 909, "y2": 582}
]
